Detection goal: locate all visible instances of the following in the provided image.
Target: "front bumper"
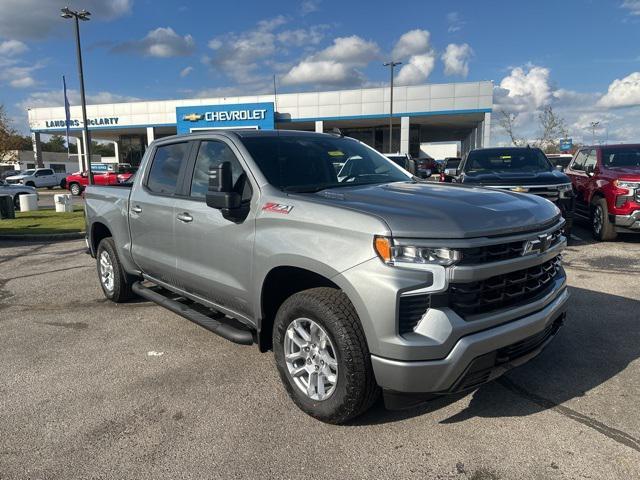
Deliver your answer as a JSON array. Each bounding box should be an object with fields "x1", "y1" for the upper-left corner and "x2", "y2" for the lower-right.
[
  {"x1": 614, "y1": 210, "x2": 640, "y2": 231},
  {"x1": 371, "y1": 285, "x2": 569, "y2": 393}
]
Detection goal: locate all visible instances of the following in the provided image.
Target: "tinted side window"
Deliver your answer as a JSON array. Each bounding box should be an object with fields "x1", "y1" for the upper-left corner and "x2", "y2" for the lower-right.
[
  {"x1": 570, "y1": 150, "x2": 587, "y2": 171},
  {"x1": 190, "y1": 140, "x2": 246, "y2": 199},
  {"x1": 146, "y1": 142, "x2": 189, "y2": 195}
]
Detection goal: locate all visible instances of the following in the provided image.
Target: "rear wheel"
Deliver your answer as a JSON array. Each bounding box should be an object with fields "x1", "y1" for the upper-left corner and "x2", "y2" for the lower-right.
[
  {"x1": 273, "y1": 287, "x2": 379, "y2": 424},
  {"x1": 96, "y1": 237, "x2": 135, "y2": 303},
  {"x1": 592, "y1": 197, "x2": 617, "y2": 241},
  {"x1": 69, "y1": 183, "x2": 82, "y2": 196}
]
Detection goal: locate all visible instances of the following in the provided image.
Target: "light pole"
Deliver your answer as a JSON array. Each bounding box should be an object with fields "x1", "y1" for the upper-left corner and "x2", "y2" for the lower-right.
[
  {"x1": 589, "y1": 121, "x2": 600, "y2": 146},
  {"x1": 61, "y1": 6, "x2": 94, "y2": 184},
  {"x1": 383, "y1": 61, "x2": 401, "y2": 152}
]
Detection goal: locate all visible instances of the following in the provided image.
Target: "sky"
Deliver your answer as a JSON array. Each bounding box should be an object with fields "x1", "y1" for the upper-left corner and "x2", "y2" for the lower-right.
[{"x1": 1, "y1": 0, "x2": 640, "y2": 144}]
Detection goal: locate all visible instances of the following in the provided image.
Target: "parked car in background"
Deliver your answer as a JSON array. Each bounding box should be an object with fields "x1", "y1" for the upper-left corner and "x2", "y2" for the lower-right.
[
  {"x1": 439, "y1": 157, "x2": 462, "y2": 182},
  {"x1": 0, "y1": 179, "x2": 37, "y2": 210},
  {"x1": 1, "y1": 169, "x2": 20, "y2": 180},
  {"x1": 85, "y1": 130, "x2": 568, "y2": 424},
  {"x1": 546, "y1": 153, "x2": 574, "y2": 171},
  {"x1": 66, "y1": 165, "x2": 137, "y2": 196},
  {"x1": 451, "y1": 147, "x2": 575, "y2": 235},
  {"x1": 384, "y1": 153, "x2": 418, "y2": 176},
  {"x1": 564, "y1": 144, "x2": 640, "y2": 240},
  {"x1": 5, "y1": 168, "x2": 67, "y2": 189}
]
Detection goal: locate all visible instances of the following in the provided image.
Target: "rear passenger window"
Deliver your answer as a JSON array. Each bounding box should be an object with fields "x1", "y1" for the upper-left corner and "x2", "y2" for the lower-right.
[
  {"x1": 190, "y1": 141, "x2": 248, "y2": 200},
  {"x1": 146, "y1": 142, "x2": 189, "y2": 195}
]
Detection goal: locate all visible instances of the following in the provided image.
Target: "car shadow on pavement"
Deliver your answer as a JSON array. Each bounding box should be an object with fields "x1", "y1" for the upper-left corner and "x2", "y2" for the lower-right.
[{"x1": 354, "y1": 286, "x2": 640, "y2": 427}]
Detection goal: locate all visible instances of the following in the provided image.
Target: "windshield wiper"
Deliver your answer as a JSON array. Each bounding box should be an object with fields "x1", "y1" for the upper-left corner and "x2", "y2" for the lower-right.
[{"x1": 282, "y1": 184, "x2": 334, "y2": 193}]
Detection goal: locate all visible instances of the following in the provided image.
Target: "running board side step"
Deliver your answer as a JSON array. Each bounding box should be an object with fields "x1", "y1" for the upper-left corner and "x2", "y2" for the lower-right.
[{"x1": 132, "y1": 282, "x2": 254, "y2": 345}]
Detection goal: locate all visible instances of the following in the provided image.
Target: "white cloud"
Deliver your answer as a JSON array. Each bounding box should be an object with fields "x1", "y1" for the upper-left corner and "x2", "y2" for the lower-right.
[
  {"x1": 277, "y1": 25, "x2": 328, "y2": 47},
  {"x1": 281, "y1": 35, "x2": 379, "y2": 87},
  {"x1": 10, "y1": 77, "x2": 35, "y2": 88},
  {"x1": 301, "y1": 0, "x2": 320, "y2": 15},
  {"x1": 0, "y1": 0, "x2": 132, "y2": 40},
  {"x1": 19, "y1": 89, "x2": 141, "y2": 110},
  {"x1": 113, "y1": 27, "x2": 196, "y2": 58},
  {"x1": 597, "y1": 72, "x2": 640, "y2": 108},
  {"x1": 392, "y1": 30, "x2": 435, "y2": 86},
  {"x1": 0, "y1": 63, "x2": 42, "y2": 89},
  {"x1": 621, "y1": 0, "x2": 640, "y2": 15},
  {"x1": 441, "y1": 43, "x2": 473, "y2": 77},
  {"x1": 496, "y1": 64, "x2": 553, "y2": 112},
  {"x1": 205, "y1": 16, "x2": 288, "y2": 83},
  {"x1": 180, "y1": 66, "x2": 194, "y2": 78},
  {"x1": 0, "y1": 39, "x2": 28, "y2": 57},
  {"x1": 446, "y1": 12, "x2": 465, "y2": 33},
  {"x1": 392, "y1": 29, "x2": 431, "y2": 60}
]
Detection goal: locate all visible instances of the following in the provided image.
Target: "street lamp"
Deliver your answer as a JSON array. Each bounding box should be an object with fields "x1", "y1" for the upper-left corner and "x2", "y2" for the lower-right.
[
  {"x1": 61, "y1": 7, "x2": 94, "y2": 184},
  {"x1": 383, "y1": 61, "x2": 401, "y2": 152},
  {"x1": 589, "y1": 121, "x2": 600, "y2": 146}
]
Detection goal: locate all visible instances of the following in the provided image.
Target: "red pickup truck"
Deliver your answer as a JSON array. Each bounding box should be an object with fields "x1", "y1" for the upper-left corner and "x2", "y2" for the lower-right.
[
  {"x1": 66, "y1": 167, "x2": 136, "y2": 196},
  {"x1": 564, "y1": 144, "x2": 640, "y2": 240}
]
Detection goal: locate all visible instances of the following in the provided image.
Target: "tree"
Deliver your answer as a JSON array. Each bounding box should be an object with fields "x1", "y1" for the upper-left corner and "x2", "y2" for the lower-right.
[
  {"x1": 91, "y1": 141, "x2": 115, "y2": 157},
  {"x1": 0, "y1": 104, "x2": 22, "y2": 162},
  {"x1": 43, "y1": 134, "x2": 67, "y2": 153},
  {"x1": 498, "y1": 106, "x2": 570, "y2": 153},
  {"x1": 497, "y1": 110, "x2": 526, "y2": 147},
  {"x1": 536, "y1": 106, "x2": 567, "y2": 153}
]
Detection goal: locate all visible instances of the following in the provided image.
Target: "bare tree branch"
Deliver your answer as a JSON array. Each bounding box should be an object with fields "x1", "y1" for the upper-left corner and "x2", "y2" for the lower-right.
[{"x1": 497, "y1": 109, "x2": 526, "y2": 146}]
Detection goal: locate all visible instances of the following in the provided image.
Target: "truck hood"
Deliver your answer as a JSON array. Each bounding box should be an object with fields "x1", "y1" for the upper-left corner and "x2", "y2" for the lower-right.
[
  {"x1": 460, "y1": 169, "x2": 569, "y2": 186},
  {"x1": 312, "y1": 182, "x2": 561, "y2": 238},
  {"x1": 5, "y1": 175, "x2": 27, "y2": 181}
]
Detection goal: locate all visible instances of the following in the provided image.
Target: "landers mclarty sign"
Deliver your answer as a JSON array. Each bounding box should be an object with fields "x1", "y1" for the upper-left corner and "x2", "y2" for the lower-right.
[{"x1": 45, "y1": 117, "x2": 120, "y2": 128}]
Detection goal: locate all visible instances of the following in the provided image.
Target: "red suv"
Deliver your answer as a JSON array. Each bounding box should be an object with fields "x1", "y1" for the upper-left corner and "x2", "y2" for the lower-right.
[{"x1": 565, "y1": 144, "x2": 640, "y2": 240}]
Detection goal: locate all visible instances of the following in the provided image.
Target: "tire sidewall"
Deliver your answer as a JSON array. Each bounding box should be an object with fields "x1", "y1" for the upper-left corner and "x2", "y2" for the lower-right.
[
  {"x1": 96, "y1": 238, "x2": 121, "y2": 300},
  {"x1": 274, "y1": 301, "x2": 348, "y2": 419},
  {"x1": 70, "y1": 183, "x2": 81, "y2": 196}
]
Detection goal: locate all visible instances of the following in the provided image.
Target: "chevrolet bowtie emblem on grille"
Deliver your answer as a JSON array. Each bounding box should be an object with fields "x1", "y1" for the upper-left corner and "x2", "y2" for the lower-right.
[
  {"x1": 511, "y1": 186, "x2": 529, "y2": 193},
  {"x1": 182, "y1": 113, "x2": 204, "y2": 122},
  {"x1": 522, "y1": 233, "x2": 553, "y2": 256}
]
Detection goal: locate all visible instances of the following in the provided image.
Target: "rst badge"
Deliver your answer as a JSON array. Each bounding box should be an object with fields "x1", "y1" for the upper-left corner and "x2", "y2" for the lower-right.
[
  {"x1": 262, "y1": 203, "x2": 293, "y2": 214},
  {"x1": 522, "y1": 233, "x2": 553, "y2": 256}
]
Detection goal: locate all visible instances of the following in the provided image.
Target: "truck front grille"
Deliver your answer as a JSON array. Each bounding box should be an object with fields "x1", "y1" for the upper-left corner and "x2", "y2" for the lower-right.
[
  {"x1": 458, "y1": 228, "x2": 562, "y2": 265},
  {"x1": 448, "y1": 256, "x2": 563, "y2": 319}
]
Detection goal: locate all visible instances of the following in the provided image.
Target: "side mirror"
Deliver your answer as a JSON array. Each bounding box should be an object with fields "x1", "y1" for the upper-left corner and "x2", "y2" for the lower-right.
[
  {"x1": 586, "y1": 164, "x2": 595, "y2": 176},
  {"x1": 81, "y1": 172, "x2": 88, "y2": 178},
  {"x1": 206, "y1": 161, "x2": 241, "y2": 210}
]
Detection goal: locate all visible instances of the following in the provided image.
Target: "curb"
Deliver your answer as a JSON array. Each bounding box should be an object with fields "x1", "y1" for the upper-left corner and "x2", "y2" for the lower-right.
[{"x1": 0, "y1": 231, "x2": 85, "y2": 242}]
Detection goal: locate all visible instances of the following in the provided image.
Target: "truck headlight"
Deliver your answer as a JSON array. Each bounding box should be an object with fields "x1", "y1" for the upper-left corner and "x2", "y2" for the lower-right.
[
  {"x1": 374, "y1": 236, "x2": 462, "y2": 268},
  {"x1": 614, "y1": 180, "x2": 640, "y2": 191},
  {"x1": 557, "y1": 183, "x2": 573, "y2": 198}
]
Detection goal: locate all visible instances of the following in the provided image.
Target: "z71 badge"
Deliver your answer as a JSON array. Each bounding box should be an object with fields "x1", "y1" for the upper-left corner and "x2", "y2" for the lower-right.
[{"x1": 262, "y1": 203, "x2": 294, "y2": 214}]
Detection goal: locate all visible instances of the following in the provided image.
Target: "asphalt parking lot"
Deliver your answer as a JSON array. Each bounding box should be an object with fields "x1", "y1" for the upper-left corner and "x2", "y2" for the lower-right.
[{"x1": 1, "y1": 226, "x2": 639, "y2": 479}]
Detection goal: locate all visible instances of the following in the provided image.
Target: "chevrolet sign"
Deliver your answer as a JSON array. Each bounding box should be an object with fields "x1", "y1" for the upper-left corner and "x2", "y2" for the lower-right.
[
  {"x1": 182, "y1": 113, "x2": 204, "y2": 122},
  {"x1": 204, "y1": 109, "x2": 267, "y2": 122}
]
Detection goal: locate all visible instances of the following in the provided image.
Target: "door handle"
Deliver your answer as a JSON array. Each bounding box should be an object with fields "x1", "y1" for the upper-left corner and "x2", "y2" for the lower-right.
[
  {"x1": 176, "y1": 212, "x2": 193, "y2": 223},
  {"x1": 131, "y1": 205, "x2": 142, "y2": 213}
]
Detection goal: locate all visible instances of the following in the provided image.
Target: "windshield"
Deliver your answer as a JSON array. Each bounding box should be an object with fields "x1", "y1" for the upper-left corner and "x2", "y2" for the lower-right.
[
  {"x1": 601, "y1": 147, "x2": 640, "y2": 168},
  {"x1": 465, "y1": 148, "x2": 552, "y2": 173},
  {"x1": 240, "y1": 135, "x2": 411, "y2": 192},
  {"x1": 22, "y1": 169, "x2": 35, "y2": 176}
]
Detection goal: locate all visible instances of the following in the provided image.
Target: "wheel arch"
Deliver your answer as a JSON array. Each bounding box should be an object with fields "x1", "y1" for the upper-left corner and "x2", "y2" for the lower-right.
[{"x1": 90, "y1": 221, "x2": 112, "y2": 255}]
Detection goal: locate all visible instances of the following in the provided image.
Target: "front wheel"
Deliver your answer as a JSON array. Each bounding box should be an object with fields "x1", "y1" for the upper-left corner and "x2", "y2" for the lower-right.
[
  {"x1": 69, "y1": 183, "x2": 82, "y2": 196},
  {"x1": 96, "y1": 237, "x2": 135, "y2": 302},
  {"x1": 592, "y1": 198, "x2": 617, "y2": 241},
  {"x1": 273, "y1": 287, "x2": 379, "y2": 424}
]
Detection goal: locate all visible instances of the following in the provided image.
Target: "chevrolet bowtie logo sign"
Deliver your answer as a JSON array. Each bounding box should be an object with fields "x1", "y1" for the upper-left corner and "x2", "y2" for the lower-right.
[
  {"x1": 522, "y1": 233, "x2": 554, "y2": 256},
  {"x1": 182, "y1": 113, "x2": 204, "y2": 122},
  {"x1": 511, "y1": 186, "x2": 529, "y2": 193}
]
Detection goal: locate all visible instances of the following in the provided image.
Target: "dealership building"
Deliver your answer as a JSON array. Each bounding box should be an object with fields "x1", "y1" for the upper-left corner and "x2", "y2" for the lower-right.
[{"x1": 26, "y1": 81, "x2": 493, "y2": 168}]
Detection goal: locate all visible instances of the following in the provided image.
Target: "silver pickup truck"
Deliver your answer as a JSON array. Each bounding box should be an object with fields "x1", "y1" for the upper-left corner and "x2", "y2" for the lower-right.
[{"x1": 85, "y1": 130, "x2": 569, "y2": 424}]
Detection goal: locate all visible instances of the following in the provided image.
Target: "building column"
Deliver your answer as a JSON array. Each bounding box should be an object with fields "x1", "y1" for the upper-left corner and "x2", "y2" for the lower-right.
[
  {"x1": 400, "y1": 116, "x2": 410, "y2": 154},
  {"x1": 113, "y1": 140, "x2": 120, "y2": 163},
  {"x1": 74, "y1": 137, "x2": 83, "y2": 171},
  {"x1": 31, "y1": 132, "x2": 43, "y2": 168},
  {"x1": 315, "y1": 120, "x2": 323, "y2": 133},
  {"x1": 146, "y1": 127, "x2": 155, "y2": 146},
  {"x1": 82, "y1": 129, "x2": 91, "y2": 171},
  {"x1": 483, "y1": 112, "x2": 491, "y2": 148}
]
